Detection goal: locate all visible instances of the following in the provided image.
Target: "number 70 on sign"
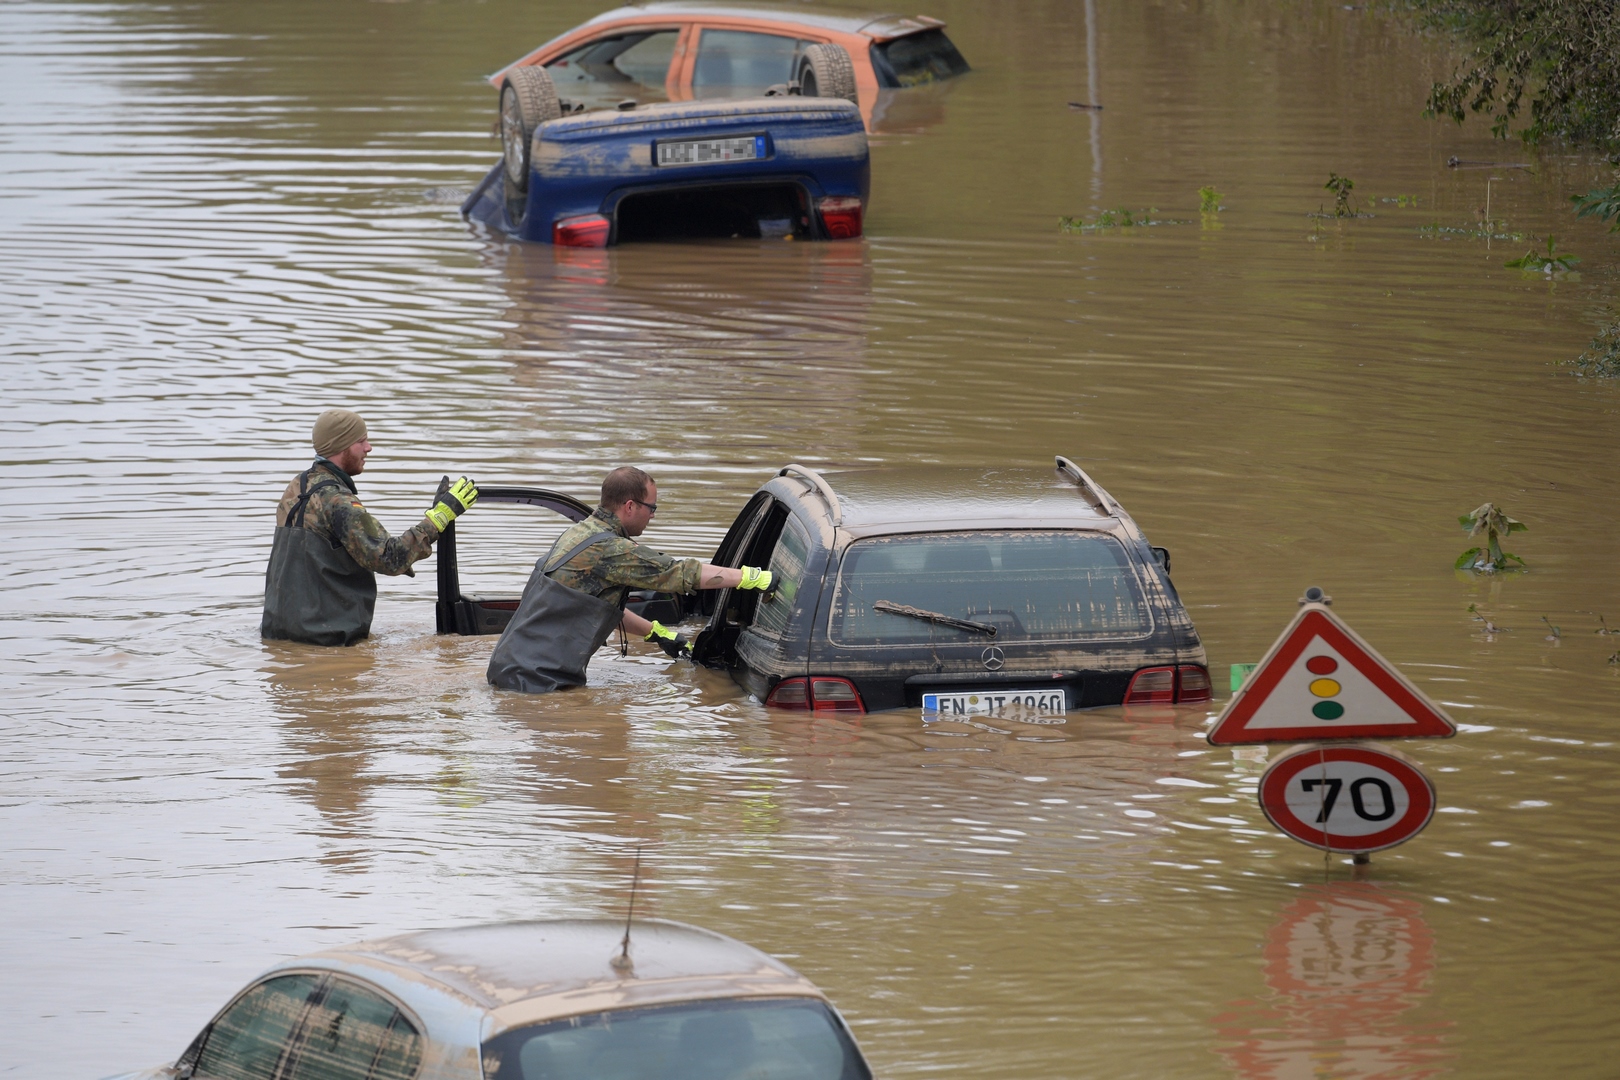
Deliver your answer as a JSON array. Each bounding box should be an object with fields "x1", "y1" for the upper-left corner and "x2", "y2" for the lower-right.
[{"x1": 1258, "y1": 743, "x2": 1438, "y2": 855}]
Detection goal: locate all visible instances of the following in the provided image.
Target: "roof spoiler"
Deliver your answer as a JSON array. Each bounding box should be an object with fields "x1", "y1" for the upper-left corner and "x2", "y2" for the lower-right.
[
  {"x1": 779, "y1": 464, "x2": 842, "y2": 526},
  {"x1": 1054, "y1": 455, "x2": 1117, "y2": 515}
]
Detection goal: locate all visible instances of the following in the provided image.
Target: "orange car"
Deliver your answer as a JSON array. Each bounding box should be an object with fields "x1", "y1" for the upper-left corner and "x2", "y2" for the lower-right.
[{"x1": 488, "y1": 1, "x2": 969, "y2": 125}]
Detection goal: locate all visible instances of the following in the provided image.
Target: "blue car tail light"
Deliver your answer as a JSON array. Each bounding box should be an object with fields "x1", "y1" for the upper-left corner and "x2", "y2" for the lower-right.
[
  {"x1": 553, "y1": 214, "x2": 610, "y2": 247},
  {"x1": 815, "y1": 196, "x2": 863, "y2": 239}
]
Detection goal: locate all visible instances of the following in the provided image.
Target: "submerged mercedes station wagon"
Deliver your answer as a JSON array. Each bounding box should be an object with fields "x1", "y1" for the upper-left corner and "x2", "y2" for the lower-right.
[
  {"x1": 107, "y1": 919, "x2": 871, "y2": 1080},
  {"x1": 691, "y1": 457, "x2": 1211, "y2": 715}
]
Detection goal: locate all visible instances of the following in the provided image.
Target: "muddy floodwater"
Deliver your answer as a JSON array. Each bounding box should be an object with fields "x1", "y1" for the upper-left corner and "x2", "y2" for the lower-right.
[{"x1": 4, "y1": 0, "x2": 1620, "y2": 1077}]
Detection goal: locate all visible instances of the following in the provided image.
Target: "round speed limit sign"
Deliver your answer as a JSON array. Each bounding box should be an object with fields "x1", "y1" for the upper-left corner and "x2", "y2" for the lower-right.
[{"x1": 1258, "y1": 743, "x2": 1437, "y2": 854}]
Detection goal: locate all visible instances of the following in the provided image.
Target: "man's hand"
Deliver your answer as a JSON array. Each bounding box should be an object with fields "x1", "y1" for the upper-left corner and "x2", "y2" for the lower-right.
[
  {"x1": 738, "y1": 565, "x2": 773, "y2": 591},
  {"x1": 425, "y1": 476, "x2": 478, "y2": 532},
  {"x1": 645, "y1": 620, "x2": 691, "y2": 658}
]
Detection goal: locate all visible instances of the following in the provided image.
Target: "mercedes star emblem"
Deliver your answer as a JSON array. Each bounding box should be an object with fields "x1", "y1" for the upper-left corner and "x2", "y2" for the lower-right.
[{"x1": 982, "y1": 646, "x2": 1005, "y2": 671}]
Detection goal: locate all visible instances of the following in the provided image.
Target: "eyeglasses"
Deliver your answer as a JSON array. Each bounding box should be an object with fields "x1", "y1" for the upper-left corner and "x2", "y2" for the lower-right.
[{"x1": 630, "y1": 498, "x2": 658, "y2": 515}]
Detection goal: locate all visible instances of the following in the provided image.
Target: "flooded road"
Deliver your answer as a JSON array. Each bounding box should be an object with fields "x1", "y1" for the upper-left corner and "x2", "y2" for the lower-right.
[{"x1": 3, "y1": 0, "x2": 1619, "y2": 1077}]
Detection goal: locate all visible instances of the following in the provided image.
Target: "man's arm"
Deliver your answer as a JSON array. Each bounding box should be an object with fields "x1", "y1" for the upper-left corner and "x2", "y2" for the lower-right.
[
  {"x1": 323, "y1": 490, "x2": 437, "y2": 576},
  {"x1": 698, "y1": 564, "x2": 747, "y2": 590},
  {"x1": 620, "y1": 609, "x2": 654, "y2": 638}
]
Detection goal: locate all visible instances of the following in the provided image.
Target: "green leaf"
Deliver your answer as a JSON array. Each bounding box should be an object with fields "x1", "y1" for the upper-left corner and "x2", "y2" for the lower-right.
[{"x1": 1455, "y1": 548, "x2": 1483, "y2": 569}]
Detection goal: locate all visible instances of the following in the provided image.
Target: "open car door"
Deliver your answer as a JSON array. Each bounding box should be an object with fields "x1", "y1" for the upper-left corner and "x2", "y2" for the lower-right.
[{"x1": 434, "y1": 481, "x2": 686, "y2": 635}]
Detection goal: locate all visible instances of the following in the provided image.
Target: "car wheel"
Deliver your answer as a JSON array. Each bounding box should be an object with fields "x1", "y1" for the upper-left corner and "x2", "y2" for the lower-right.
[
  {"x1": 796, "y1": 43, "x2": 858, "y2": 105},
  {"x1": 499, "y1": 66, "x2": 561, "y2": 222}
]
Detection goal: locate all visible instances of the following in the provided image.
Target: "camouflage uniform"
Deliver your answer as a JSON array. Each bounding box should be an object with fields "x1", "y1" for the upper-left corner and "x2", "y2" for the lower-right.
[
  {"x1": 546, "y1": 507, "x2": 703, "y2": 603},
  {"x1": 275, "y1": 458, "x2": 439, "y2": 576}
]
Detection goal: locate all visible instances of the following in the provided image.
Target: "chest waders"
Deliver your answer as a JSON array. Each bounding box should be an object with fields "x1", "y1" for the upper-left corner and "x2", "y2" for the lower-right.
[
  {"x1": 260, "y1": 469, "x2": 377, "y2": 646},
  {"x1": 486, "y1": 531, "x2": 622, "y2": 693}
]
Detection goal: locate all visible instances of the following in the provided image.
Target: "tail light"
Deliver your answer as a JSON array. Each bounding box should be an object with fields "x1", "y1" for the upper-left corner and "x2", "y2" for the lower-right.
[
  {"x1": 1124, "y1": 665, "x2": 1214, "y2": 705},
  {"x1": 809, "y1": 677, "x2": 864, "y2": 712},
  {"x1": 816, "y1": 196, "x2": 863, "y2": 239},
  {"x1": 1124, "y1": 666, "x2": 1176, "y2": 705},
  {"x1": 553, "y1": 213, "x2": 611, "y2": 247},
  {"x1": 766, "y1": 676, "x2": 867, "y2": 713},
  {"x1": 1177, "y1": 664, "x2": 1212, "y2": 704}
]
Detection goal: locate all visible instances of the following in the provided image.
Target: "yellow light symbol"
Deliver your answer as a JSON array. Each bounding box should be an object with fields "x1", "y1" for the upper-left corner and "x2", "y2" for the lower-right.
[{"x1": 1309, "y1": 678, "x2": 1342, "y2": 698}]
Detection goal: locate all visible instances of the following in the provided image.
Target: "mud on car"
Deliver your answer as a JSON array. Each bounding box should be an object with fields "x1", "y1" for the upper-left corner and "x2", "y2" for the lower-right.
[
  {"x1": 105, "y1": 919, "x2": 872, "y2": 1080},
  {"x1": 690, "y1": 458, "x2": 1211, "y2": 715}
]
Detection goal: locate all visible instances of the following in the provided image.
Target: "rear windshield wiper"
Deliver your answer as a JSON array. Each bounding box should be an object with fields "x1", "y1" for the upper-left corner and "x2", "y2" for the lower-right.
[{"x1": 873, "y1": 600, "x2": 998, "y2": 637}]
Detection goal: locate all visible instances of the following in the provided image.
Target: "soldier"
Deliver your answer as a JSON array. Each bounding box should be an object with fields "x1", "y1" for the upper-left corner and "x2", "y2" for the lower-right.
[
  {"x1": 487, "y1": 465, "x2": 772, "y2": 693},
  {"x1": 262, "y1": 408, "x2": 478, "y2": 646}
]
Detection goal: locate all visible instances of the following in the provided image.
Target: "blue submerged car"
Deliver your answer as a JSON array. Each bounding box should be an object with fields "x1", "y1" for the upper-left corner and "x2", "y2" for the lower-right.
[{"x1": 462, "y1": 66, "x2": 870, "y2": 247}]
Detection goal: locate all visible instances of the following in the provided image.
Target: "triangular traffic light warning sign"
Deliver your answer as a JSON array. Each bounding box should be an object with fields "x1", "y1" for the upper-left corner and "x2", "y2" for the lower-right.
[{"x1": 1207, "y1": 604, "x2": 1457, "y2": 745}]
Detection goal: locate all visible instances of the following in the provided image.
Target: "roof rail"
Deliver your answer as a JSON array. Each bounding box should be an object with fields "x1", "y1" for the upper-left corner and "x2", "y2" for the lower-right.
[
  {"x1": 1054, "y1": 455, "x2": 1113, "y2": 514},
  {"x1": 778, "y1": 464, "x2": 843, "y2": 526}
]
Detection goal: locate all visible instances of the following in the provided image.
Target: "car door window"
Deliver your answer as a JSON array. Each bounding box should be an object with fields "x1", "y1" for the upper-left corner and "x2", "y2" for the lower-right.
[
  {"x1": 692, "y1": 30, "x2": 811, "y2": 95},
  {"x1": 192, "y1": 973, "x2": 323, "y2": 1080},
  {"x1": 748, "y1": 517, "x2": 810, "y2": 639},
  {"x1": 285, "y1": 977, "x2": 422, "y2": 1080},
  {"x1": 545, "y1": 30, "x2": 678, "y2": 108}
]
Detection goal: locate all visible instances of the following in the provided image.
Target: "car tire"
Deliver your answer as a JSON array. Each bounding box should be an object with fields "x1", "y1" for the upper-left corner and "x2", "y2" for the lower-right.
[
  {"x1": 499, "y1": 66, "x2": 561, "y2": 223},
  {"x1": 796, "y1": 43, "x2": 858, "y2": 105}
]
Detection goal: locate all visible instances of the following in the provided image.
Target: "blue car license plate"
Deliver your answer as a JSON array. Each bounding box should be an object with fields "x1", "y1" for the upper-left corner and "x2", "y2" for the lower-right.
[
  {"x1": 922, "y1": 690, "x2": 1067, "y2": 716},
  {"x1": 656, "y1": 135, "x2": 766, "y2": 166}
]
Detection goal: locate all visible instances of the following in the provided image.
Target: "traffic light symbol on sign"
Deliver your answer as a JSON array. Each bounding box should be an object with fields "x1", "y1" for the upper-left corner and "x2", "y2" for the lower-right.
[
  {"x1": 1306, "y1": 654, "x2": 1344, "y2": 720},
  {"x1": 1206, "y1": 605, "x2": 1457, "y2": 745}
]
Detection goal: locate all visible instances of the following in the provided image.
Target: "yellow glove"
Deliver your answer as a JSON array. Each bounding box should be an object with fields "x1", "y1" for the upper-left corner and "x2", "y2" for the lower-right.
[
  {"x1": 426, "y1": 476, "x2": 478, "y2": 532},
  {"x1": 645, "y1": 620, "x2": 691, "y2": 658},
  {"x1": 738, "y1": 565, "x2": 773, "y2": 591}
]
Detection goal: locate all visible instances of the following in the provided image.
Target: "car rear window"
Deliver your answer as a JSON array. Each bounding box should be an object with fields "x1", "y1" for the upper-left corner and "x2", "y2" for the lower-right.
[
  {"x1": 829, "y1": 531, "x2": 1150, "y2": 645},
  {"x1": 480, "y1": 997, "x2": 869, "y2": 1080},
  {"x1": 871, "y1": 29, "x2": 969, "y2": 88}
]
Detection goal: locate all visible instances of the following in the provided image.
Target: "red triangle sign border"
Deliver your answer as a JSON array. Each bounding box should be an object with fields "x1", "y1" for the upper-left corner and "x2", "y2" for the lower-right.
[{"x1": 1207, "y1": 603, "x2": 1457, "y2": 745}]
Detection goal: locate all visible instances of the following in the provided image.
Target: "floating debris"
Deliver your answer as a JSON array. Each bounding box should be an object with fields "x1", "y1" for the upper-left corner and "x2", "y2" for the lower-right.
[{"x1": 1059, "y1": 208, "x2": 1190, "y2": 231}]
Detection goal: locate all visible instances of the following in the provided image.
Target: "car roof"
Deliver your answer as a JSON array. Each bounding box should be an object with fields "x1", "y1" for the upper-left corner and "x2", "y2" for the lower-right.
[
  {"x1": 774, "y1": 464, "x2": 1124, "y2": 536},
  {"x1": 589, "y1": 1, "x2": 944, "y2": 39},
  {"x1": 309, "y1": 919, "x2": 824, "y2": 1036}
]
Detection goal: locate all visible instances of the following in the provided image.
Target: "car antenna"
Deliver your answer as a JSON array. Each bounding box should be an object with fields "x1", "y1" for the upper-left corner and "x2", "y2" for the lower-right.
[{"x1": 610, "y1": 846, "x2": 643, "y2": 974}]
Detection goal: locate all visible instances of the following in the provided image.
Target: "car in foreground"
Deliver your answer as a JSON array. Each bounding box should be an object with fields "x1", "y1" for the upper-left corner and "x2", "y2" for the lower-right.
[
  {"x1": 106, "y1": 919, "x2": 872, "y2": 1080},
  {"x1": 690, "y1": 457, "x2": 1211, "y2": 715},
  {"x1": 486, "y1": 2, "x2": 971, "y2": 118}
]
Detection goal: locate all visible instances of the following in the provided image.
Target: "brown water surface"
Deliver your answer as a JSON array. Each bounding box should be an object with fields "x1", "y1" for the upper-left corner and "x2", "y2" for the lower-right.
[{"x1": 3, "y1": 1, "x2": 1618, "y2": 1077}]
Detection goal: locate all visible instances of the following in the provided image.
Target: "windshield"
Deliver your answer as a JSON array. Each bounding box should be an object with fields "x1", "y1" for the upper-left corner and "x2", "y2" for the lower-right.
[
  {"x1": 480, "y1": 997, "x2": 869, "y2": 1080},
  {"x1": 829, "y1": 531, "x2": 1151, "y2": 645},
  {"x1": 871, "y1": 29, "x2": 969, "y2": 88}
]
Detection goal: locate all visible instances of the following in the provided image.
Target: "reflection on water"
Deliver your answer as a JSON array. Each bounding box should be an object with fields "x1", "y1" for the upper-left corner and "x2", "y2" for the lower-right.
[
  {"x1": 3, "y1": 0, "x2": 1620, "y2": 1078},
  {"x1": 1213, "y1": 883, "x2": 1450, "y2": 1079}
]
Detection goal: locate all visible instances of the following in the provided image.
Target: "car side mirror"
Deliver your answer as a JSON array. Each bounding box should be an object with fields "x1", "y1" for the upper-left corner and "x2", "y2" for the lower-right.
[{"x1": 1151, "y1": 546, "x2": 1171, "y2": 573}]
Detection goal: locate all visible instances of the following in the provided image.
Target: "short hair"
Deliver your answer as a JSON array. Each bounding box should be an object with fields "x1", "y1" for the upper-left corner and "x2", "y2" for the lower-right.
[{"x1": 601, "y1": 466, "x2": 654, "y2": 509}]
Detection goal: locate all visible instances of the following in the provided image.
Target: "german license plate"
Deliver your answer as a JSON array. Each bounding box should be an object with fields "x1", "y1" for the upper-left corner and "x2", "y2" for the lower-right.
[
  {"x1": 656, "y1": 135, "x2": 765, "y2": 166},
  {"x1": 922, "y1": 690, "x2": 1067, "y2": 716}
]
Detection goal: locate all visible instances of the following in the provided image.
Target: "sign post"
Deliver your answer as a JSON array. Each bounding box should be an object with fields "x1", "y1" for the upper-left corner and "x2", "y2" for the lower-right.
[{"x1": 1209, "y1": 588, "x2": 1456, "y2": 860}]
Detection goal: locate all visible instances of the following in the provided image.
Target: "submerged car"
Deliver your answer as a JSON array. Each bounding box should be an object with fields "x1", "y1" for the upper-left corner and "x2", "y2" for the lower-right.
[
  {"x1": 108, "y1": 919, "x2": 872, "y2": 1080},
  {"x1": 690, "y1": 457, "x2": 1211, "y2": 714},
  {"x1": 461, "y1": 91, "x2": 870, "y2": 246},
  {"x1": 460, "y1": 2, "x2": 969, "y2": 246}
]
